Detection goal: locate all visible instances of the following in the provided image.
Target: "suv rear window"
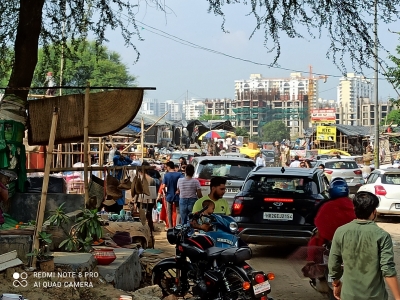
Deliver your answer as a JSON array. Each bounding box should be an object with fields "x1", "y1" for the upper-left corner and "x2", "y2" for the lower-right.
[
  {"x1": 242, "y1": 176, "x2": 318, "y2": 195},
  {"x1": 324, "y1": 161, "x2": 358, "y2": 169},
  {"x1": 382, "y1": 173, "x2": 400, "y2": 185},
  {"x1": 197, "y1": 161, "x2": 255, "y2": 180}
]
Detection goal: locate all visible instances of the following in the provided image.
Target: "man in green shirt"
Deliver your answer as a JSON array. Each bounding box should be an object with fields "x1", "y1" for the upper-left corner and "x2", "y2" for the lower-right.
[
  {"x1": 328, "y1": 192, "x2": 400, "y2": 300},
  {"x1": 191, "y1": 176, "x2": 230, "y2": 232}
]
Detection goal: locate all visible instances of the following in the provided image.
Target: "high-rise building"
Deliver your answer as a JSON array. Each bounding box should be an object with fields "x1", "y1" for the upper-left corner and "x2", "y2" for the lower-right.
[
  {"x1": 140, "y1": 98, "x2": 159, "y2": 115},
  {"x1": 204, "y1": 98, "x2": 235, "y2": 123},
  {"x1": 337, "y1": 73, "x2": 374, "y2": 126},
  {"x1": 159, "y1": 100, "x2": 183, "y2": 121},
  {"x1": 234, "y1": 73, "x2": 316, "y2": 137},
  {"x1": 183, "y1": 98, "x2": 205, "y2": 120}
]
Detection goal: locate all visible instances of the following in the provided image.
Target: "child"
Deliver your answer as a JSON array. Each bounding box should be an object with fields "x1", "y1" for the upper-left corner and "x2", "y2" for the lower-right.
[{"x1": 194, "y1": 200, "x2": 215, "y2": 233}]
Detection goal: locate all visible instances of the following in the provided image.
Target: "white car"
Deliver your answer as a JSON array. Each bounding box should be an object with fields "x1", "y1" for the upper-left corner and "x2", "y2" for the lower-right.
[{"x1": 357, "y1": 169, "x2": 400, "y2": 215}]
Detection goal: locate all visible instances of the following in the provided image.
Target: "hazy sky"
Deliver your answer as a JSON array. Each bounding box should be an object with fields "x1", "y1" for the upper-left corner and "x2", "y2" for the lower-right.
[{"x1": 105, "y1": 1, "x2": 400, "y2": 103}]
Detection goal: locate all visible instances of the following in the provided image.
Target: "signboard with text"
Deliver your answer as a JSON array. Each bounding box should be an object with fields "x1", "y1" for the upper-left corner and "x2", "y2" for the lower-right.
[
  {"x1": 311, "y1": 109, "x2": 336, "y2": 124},
  {"x1": 316, "y1": 126, "x2": 336, "y2": 141}
]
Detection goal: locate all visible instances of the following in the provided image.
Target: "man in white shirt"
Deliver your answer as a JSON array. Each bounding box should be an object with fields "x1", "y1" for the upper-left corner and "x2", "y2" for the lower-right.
[
  {"x1": 256, "y1": 152, "x2": 266, "y2": 167},
  {"x1": 225, "y1": 136, "x2": 232, "y2": 151},
  {"x1": 289, "y1": 155, "x2": 301, "y2": 167}
]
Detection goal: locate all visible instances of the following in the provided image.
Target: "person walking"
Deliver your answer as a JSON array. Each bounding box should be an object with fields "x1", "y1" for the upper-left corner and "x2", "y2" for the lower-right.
[
  {"x1": 289, "y1": 155, "x2": 301, "y2": 167},
  {"x1": 328, "y1": 192, "x2": 400, "y2": 300},
  {"x1": 256, "y1": 152, "x2": 266, "y2": 167},
  {"x1": 177, "y1": 164, "x2": 202, "y2": 226},
  {"x1": 156, "y1": 161, "x2": 183, "y2": 229}
]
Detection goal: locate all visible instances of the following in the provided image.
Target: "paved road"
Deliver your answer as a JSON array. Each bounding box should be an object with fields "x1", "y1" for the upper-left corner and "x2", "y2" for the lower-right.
[{"x1": 248, "y1": 216, "x2": 400, "y2": 300}]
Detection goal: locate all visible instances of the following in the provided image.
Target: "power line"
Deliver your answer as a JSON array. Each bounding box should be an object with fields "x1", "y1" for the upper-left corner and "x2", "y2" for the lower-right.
[{"x1": 113, "y1": 8, "x2": 395, "y2": 81}]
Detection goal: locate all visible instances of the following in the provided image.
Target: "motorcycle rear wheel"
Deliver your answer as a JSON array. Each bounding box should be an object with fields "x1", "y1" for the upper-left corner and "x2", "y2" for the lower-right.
[
  {"x1": 152, "y1": 262, "x2": 192, "y2": 297},
  {"x1": 223, "y1": 266, "x2": 254, "y2": 300}
]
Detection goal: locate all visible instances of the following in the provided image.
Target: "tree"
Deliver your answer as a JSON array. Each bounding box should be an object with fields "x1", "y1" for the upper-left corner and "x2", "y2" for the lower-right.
[
  {"x1": 235, "y1": 127, "x2": 249, "y2": 137},
  {"x1": 381, "y1": 110, "x2": 400, "y2": 125},
  {"x1": 260, "y1": 121, "x2": 290, "y2": 142},
  {"x1": 198, "y1": 114, "x2": 223, "y2": 121},
  {"x1": 31, "y1": 40, "x2": 136, "y2": 95}
]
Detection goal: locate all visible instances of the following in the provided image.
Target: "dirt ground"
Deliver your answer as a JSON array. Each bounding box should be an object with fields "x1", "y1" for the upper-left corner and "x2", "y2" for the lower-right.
[{"x1": 0, "y1": 223, "x2": 168, "y2": 300}]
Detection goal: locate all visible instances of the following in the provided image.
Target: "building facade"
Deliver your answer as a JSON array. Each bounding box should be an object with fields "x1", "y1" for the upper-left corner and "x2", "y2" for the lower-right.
[
  {"x1": 204, "y1": 98, "x2": 235, "y2": 123},
  {"x1": 183, "y1": 98, "x2": 205, "y2": 120},
  {"x1": 234, "y1": 73, "x2": 318, "y2": 137},
  {"x1": 337, "y1": 73, "x2": 374, "y2": 126},
  {"x1": 140, "y1": 98, "x2": 159, "y2": 116},
  {"x1": 159, "y1": 100, "x2": 183, "y2": 121},
  {"x1": 336, "y1": 97, "x2": 391, "y2": 126}
]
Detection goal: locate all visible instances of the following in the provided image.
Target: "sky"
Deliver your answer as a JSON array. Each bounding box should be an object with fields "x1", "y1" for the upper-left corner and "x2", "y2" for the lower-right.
[{"x1": 104, "y1": 1, "x2": 400, "y2": 104}]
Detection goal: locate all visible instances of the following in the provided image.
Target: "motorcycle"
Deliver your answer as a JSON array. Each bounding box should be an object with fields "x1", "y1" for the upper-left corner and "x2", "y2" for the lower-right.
[
  {"x1": 204, "y1": 213, "x2": 244, "y2": 248},
  {"x1": 152, "y1": 206, "x2": 274, "y2": 300}
]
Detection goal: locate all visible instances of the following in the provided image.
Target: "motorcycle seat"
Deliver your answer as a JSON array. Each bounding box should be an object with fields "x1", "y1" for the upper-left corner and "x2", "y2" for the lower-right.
[
  {"x1": 220, "y1": 247, "x2": 252, "y2": 264},
  {"x1": 205, "y1": 247, "x2": 226, "y2": 259}
]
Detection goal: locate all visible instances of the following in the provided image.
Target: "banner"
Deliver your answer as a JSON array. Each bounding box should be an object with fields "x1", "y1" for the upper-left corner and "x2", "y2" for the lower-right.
[
  {"x1": 316, "y1": 126, "x2": 336, "y2": 141},
  {"x1": 311, "y1": 109, "x2": 336, "y2": 123}
]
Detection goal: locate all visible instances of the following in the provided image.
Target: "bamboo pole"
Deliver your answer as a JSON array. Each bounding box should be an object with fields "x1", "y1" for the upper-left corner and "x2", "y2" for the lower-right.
[
  {"x1": 141, "y1": 118, "x2": 144, "y2": 161},
  {"x1": 31, "y1": 108, "x2": 59, "y2": 268},
  {"x1": 121, "y1": 111, "x2": 169, "y2": 154},
  {"x1": 84, "y1": 82, "x2": 90, "y2": 206}
]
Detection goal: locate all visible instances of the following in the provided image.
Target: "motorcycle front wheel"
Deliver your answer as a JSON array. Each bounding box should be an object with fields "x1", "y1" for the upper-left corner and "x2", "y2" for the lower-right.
[
  {"x1": 223, "y1": 266, "x2": 255, "y2": 300},
  {"x1": 152, "y1": 262, "x2": 192, "y2": 297}
]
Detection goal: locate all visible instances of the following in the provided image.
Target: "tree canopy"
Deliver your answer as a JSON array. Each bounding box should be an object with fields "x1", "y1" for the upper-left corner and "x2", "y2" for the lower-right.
[
  {"x1": 32, "y1": 40, "x2": 136, "y2": 95},
  {"x1": 382, "y1": 109, "x2": 400, "y2": 125},
  {"x1": 1, "y1": 0, "x2": 400, "y2": 123},
  {"x1": 235, "y1": 127, "x2": 249, "y2": 137},
  {"x1": 260, "y1": 120, "x2": 290, "y2": 142}
]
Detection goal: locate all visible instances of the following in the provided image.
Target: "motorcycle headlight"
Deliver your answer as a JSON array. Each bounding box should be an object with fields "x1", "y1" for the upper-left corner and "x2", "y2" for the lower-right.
[{"x1": 229, "y1": 222, "x2": 238, "y2": 233}]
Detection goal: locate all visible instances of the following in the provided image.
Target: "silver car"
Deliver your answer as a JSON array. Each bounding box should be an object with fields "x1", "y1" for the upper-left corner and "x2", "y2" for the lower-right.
[
  {"x1": 191, "y1": 156, "x2": 256, "y2": 207},
  {"x1": 315, "y1": 158, "x2": 363, "y2": 194}
]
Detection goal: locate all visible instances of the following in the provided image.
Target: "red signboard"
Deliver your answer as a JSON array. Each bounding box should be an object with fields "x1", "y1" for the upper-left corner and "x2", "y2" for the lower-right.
[{"x1": 311, "y1": 109, "x2": 336, "y2": 123}]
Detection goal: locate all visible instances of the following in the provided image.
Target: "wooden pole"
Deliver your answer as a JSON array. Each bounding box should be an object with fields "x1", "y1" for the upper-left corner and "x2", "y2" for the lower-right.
[
  {"x1": 31, "y1": 108, "x2": 59, "y2": 268},
  {"x1": 84, "y1": 82, "x2": 90, "y2": 206}
]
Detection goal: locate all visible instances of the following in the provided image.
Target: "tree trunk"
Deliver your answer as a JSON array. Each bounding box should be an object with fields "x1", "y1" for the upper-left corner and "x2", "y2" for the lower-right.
[{"x1": 5, "y1": 0, "x2": 45, "y2": 101}]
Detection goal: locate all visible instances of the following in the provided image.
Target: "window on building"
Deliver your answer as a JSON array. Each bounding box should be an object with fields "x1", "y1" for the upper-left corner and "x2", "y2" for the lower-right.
[
  {"x1": 370, "y1": 112, "x2": 374, "y2": 119},
  {"x1": 382, "y1": 105, "x2": 387, "y2": 111},
  {"x1": 363, "y1": 120, "x2": 368, "y2": 125},
  {"x1": 363, "y1": 113, "x2": 368, "y2": 118},
  {"x1": 371, "y1": 120, "x2": 375, "y2": 125},
  {"x1": 275, "y1": 102, "x2": 283, "y2": 107}
]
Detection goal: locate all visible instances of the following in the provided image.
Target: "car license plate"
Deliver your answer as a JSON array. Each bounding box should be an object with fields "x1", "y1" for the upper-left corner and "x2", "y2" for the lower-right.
[
  {"x1": 253, "y1": 280, "x2": 270, "y2": 295},
  {"x1": 396, "y1": 204, "x2": 400, "y2": 209},
  {"x1": 263, "y1": 212, "x2": 293, "y2": 221},
  {"x1": 226, "y1": 188, "x2": 239, "y2": 193}
]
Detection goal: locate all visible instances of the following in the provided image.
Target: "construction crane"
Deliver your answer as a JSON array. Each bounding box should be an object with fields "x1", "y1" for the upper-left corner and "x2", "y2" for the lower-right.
[{"x1": 308, "y1": 65, "x2": 328, "y2": 126}]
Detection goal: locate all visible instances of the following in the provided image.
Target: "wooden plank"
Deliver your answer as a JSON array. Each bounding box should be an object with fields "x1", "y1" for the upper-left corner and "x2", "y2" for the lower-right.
[
  {"x1": 84, "y1": 83, "x2": 90, "y2": 206},
  {"x1": 31, "y1": 108, "x2": 59, "y2": 267},
  {"x1": 0, "y1": 250, "x2": 17, "y2": 264},
  {"x1": 0, "y1": 229, "x2": 35, "y2": 235},
  {"x1": 0, "y1": 258, "x2": 23, "y2": 272}
]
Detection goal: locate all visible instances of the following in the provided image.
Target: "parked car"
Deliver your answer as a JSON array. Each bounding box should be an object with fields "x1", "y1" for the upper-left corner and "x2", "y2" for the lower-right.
[
  {"x1": 191, "y1": 156, "x2": 256, "y2": 207},
  {"x1": 232, "y1": 167, "x2": 330, "y2": 245},
  {"x1": 221, "y1": 152, "x2": 250, "y2": 158},
  {"x1": 169, "y1": 151, "x2": 199, "y2": 164},
  {"x1": 261, "y1": 150, "x2": 275, "y2": 166},
  {"x1": 314, "y1": 159, "x2": 363, "y2": 194},
  {"x1": 357, "y1": 169, "x2": 400, "y2": 216}
]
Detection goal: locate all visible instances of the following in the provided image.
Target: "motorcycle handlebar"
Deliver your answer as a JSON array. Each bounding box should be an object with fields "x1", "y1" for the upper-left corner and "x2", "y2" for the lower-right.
[{"x1": 188, "y1": 205, "x2": 209, "y2": 221}]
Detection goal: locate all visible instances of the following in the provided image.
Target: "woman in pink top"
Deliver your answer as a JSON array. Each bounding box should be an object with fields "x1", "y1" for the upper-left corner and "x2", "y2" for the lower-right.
[{"x1": 177, "y1": 164, "x2": 203, "y2": 226}]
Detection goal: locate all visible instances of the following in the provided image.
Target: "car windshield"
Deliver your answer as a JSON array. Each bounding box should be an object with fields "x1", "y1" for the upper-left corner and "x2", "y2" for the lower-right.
[
  {"x1": 382, "y1": 173, "x2": 400, "y2": 185},
  {"x1": 197, "y1": 161, "x2": 255, "y2": 180},
  {"x1": 171, "y1": 153, "x2": 189, "y2": 159},
  {"x1": 242, "y1": 176, "x2": 317, "y2": 194},
  {"x1": 324, "y1": 161, "x2": 358, "y2": 169},
  {"x1": 262, "y1": 151, "x2": 274, "y2": 157}
]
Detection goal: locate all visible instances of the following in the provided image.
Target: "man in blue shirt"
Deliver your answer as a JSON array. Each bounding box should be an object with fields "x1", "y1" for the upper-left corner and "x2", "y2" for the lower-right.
[
  {"x1": 111, "y1": 151, "x2": 132, "y2": 213},
  {"x1": 158, "y1": 161, "x2": 183, "y2": 229}
]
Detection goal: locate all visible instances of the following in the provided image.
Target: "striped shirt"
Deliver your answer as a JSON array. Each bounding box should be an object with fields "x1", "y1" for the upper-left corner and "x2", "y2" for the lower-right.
[{"x1": 177, "y1": 177, "x2": 201, "y2": 198}]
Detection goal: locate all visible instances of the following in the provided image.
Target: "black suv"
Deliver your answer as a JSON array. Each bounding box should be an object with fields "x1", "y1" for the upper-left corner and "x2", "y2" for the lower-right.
[{"x1": 232, "y1": 167, "x2": 330, "y2": 246}]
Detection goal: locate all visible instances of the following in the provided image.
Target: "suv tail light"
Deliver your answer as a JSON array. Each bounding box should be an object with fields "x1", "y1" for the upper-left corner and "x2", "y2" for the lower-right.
[
  {"x1": 324, "y1": 170, "x2": 333, "y2": 174},
  {"x1": 375, "y1": 185, "x2": 387, "y2": 196},
  {"x1": 197, "y1": 179, "x2": 210, "y2": 186},
  {"x1": 353, "y1": 170, "x2": 362, "y2": 175},
  {"x1": 232, "y1": 198, "x2": 244, "y2": 215}
]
